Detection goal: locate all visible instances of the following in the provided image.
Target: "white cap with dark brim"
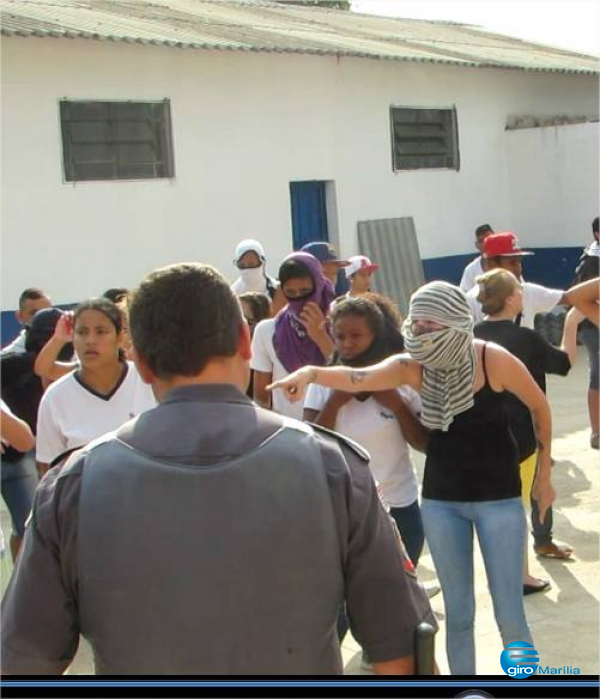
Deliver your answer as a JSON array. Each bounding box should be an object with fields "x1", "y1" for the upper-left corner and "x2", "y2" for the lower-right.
[{"x1": 234, "y1": 239, "x2": 266, "y2": 263}]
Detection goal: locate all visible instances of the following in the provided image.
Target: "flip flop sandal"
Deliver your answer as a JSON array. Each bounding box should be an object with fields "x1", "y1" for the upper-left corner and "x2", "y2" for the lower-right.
[
  {"x1": 534, "y1": 543, "x2": 573, "y2": 559},
  {"x1": 523, "y1": 581, "x2": 551, "y2": 596}
]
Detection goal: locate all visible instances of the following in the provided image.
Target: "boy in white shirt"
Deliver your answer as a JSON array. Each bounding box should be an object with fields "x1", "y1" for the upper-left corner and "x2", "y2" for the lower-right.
[
  {"x1": 465, "y1": 232, "x2": 565, "y2": 328},
  {"x1": 459, "y1": 224, "x2": 493, "y2": 292},
  {"x1": 251, "y1": 253, "x2": 334, "y2": 419}
]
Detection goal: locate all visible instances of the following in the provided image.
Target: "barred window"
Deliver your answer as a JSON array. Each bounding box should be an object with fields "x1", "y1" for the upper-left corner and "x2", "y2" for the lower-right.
[
  {"x1": 59, "y1": 100, "x2": 175, "y2": 182},
  {"x1": 390, "y1": 107, "x2": 460, "y2": 171}
]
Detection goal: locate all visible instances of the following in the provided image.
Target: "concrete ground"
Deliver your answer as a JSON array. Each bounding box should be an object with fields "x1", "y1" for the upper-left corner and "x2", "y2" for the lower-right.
[{"x1": 1, "y1": 347, "x2": 598, "y2": 675}]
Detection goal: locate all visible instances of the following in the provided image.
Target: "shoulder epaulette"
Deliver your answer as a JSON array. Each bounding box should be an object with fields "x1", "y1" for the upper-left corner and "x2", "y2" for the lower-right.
[{"x1": 309, "y1": 422, "x2": 370, "y2": 463}]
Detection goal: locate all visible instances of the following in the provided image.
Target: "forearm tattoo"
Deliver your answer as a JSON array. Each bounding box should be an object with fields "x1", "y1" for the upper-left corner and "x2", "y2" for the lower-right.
[{"x1": 350, "y1": 370, "x2": 367, "y2": 385}]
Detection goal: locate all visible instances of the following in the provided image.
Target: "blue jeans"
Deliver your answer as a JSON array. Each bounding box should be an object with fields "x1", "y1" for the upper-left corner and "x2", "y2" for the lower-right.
[
  {"x1": 421, "y1": 497, "x2": 534, "y2": 675},
  {"x1": 1, "y1": 451, "x2": 38, "y2": 537}
]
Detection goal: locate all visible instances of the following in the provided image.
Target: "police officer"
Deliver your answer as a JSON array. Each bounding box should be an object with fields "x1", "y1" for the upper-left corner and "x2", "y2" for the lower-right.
[{"x1": 2, "y1": 262, "x2": 436, "y2": 675}]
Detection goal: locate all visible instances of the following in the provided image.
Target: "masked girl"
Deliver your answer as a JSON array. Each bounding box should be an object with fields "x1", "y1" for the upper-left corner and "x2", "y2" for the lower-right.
[{"x1": 269, "y1": 281, "x2": 554, "y2": 676}]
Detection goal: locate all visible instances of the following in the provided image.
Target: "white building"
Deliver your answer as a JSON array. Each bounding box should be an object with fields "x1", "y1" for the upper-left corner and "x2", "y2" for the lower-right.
[{"x1": 1, "y1": 0, "x2": 598, "y2": 337}]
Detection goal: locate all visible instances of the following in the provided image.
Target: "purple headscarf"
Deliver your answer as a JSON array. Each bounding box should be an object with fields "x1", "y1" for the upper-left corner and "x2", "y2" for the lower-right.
[{"x1": 273, "y1": 251, "x2": 335, "y2": 373}]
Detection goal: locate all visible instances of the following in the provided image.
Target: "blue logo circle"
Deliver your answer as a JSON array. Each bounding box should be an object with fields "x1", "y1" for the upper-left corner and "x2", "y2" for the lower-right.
[{"x1": 500, "y1": 641, "x2": 539, "y2": 678}]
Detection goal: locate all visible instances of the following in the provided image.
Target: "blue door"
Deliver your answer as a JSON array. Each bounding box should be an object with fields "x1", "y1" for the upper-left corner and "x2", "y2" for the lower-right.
[{"x1": 289, "y1": 181, "x2": 329, "y2": 250}]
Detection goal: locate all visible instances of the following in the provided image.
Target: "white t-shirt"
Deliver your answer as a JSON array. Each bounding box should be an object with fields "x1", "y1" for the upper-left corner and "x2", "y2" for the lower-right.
[
  {"x1": 459, "y1": 256, "x2": 484, "y2": 292},
  {"x1": 304, "y1": 384, "x2": 421, "y2": 508},
  {"x1": 36, "y1": 361, "x2": 156, "y2": 464},
  {"x1": 466, "y1": 281, "x2": 563, "y2": 329},
  {"x1": 1, "y1": 398, "x2": 14, "y2": 453},
  {"x1": 250, "y1": 318, "x2": 304, "y2": 420},
  {"x1": 1, "y1": 329, "x2": 27, "y2": 356}
]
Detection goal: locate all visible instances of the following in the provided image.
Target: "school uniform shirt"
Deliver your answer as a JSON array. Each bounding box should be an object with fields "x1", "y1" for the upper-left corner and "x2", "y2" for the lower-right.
[
  {"x1": 36, "y1": 361, "x2": 156, "y2": 465},
  {"x1": 304, "y1": 384, "x2": 421, "y2": 509},
  {"x1": 1, "y1": 330, "x2": 27, "y2": 356},
  {"x1": 459, "y1": 256, "x2": 484, "y2": 292},
  {"x1": 1, "y1": 398, "x2": 14, "y2": 452},
  {"x1": 250, "y1": 318, "x2": 304, "y2": 420},
  {"x1": 466, "y1": 281, "x2": 563, "y2": 328}
]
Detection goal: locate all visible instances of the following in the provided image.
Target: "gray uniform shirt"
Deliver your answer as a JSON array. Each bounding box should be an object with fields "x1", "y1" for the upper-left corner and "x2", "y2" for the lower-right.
[{"x1": 2, "y1": 383, "x2": 435, "y2": 675}]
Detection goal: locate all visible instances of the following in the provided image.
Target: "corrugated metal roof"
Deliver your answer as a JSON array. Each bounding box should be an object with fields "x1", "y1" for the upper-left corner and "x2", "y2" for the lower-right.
[{"x1": 1, "y1": 0, "x2": 598, "y2": 74}]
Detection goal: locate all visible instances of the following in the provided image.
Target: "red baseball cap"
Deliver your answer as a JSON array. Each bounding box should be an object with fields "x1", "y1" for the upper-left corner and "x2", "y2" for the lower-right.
[{"x1": 483, "y1": 232, "x2": 534, "y2": 258}]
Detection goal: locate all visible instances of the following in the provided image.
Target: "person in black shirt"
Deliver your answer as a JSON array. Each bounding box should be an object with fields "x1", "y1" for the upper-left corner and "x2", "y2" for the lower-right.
[
  {"x1": 1, "y1": 308, "x2": 73, "y2": 559},
  {"x1": 474, "y1": 269, "x2": 582, "y2": 589}
]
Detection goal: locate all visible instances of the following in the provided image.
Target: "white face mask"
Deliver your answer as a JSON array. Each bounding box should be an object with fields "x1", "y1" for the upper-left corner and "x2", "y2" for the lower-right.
[{"x1": 239, "y1": 265, "x2": 266, "y2": 292}]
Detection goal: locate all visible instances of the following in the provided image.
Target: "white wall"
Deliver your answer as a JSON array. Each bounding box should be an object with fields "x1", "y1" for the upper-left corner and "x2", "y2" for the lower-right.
[
  {"x1": 505, "y1": 122, "x2": 599, "y2": 248},
  {"x1": 1, "y1": 37, "x2": 598, "y2": 306}
]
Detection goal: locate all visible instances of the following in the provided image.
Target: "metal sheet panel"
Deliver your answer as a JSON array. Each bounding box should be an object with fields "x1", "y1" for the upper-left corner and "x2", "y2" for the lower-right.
[
  {"x1": 357, "y1": 217, "x2": 424, "y2": 317},
  {"x1": 1, "y1": 0, "x2": 598, "y2": 74}
]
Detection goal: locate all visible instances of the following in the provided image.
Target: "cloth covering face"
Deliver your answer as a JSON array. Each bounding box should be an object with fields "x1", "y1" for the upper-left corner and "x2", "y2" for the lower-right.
[
  {"x1": 402, "y1": 281, "x2": 476, "y2": 432},
  {"x1": 273, "y1": 252, "x2": 334, "y2": 373},
  {"x1": 231, "y1": 266, "x2": 269, "y2": 295},
  {"x1": 231, "y1": 239, "x2": 276, "y2": 296}
]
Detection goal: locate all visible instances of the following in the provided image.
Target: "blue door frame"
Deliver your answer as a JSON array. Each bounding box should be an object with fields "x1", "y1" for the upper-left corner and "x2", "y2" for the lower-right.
[{"x1": 289, "y1": 181, "x2": 329, "y2": 250}]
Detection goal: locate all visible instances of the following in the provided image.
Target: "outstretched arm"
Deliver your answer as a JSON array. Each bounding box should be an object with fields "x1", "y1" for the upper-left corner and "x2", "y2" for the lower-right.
[
  {"x1": 561, "y1": 307, "x2": 583, "y2": 366},
  {"x1": 268, "y1": 354, "x2": 421, "y2": 403},
  {"x1": 565, "y1": 278, "x2": 599, "y2": 327}
]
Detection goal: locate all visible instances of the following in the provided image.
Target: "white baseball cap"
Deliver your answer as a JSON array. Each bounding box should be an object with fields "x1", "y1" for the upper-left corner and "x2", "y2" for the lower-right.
[
  {"x1": 345, "y1": 255, "x2": 380, "y2": 279},
  {"x1": 234, "y1": 239, "x2": 266, "y2": 263}
]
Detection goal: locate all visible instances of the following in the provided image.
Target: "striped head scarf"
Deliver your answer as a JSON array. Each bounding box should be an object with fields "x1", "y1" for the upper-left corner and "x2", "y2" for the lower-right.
[{"x1": 402, "y1": 281, "x2": 476, "y2": 432}]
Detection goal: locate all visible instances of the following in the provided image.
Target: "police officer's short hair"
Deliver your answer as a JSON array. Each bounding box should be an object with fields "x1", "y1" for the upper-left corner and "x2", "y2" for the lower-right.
[{"x1": 129, "y1": 263, "x2": 242, "y2": 378}]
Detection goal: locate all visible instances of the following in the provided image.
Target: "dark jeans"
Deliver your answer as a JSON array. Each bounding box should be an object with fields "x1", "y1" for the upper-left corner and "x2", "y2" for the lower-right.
[
  {"x1": 531, "y1": 497, "x2": 553, "y2": 547},
  {"x1": 389, "y1": 500, "x2": 425, "y2": 567},
  {"x1": 338, "y1": 500, "x2": 424, "y2": 643}
]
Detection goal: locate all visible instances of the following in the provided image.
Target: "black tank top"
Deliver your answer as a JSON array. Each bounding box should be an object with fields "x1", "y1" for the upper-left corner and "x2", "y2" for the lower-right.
[{"x1": 422, "y1": 344, "x2": 520, "y2": 502}]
